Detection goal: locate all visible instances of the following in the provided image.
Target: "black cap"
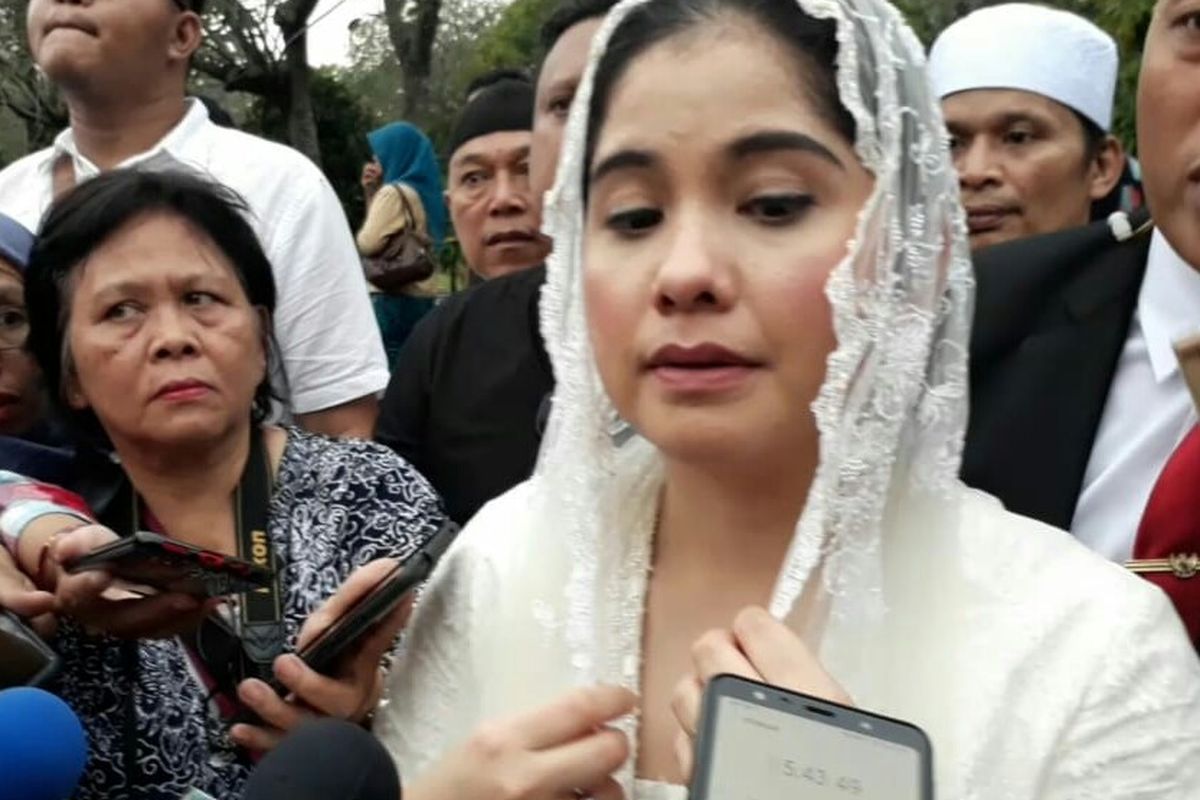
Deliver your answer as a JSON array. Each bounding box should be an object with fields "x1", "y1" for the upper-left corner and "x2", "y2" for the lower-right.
[{"x1": 447, "y1": 78, "x2": 534, "y2": 161}]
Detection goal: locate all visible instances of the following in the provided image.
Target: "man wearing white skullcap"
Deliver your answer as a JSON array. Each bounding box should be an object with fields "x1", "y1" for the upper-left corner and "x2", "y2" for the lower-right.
[{"x1": 929, "y1": 3, "x2": 1126, "y2": 249}]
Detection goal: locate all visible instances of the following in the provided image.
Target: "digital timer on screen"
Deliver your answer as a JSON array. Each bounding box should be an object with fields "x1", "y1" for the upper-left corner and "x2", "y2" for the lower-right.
[{"x1": 703, "y1": 697, "x2": 921, "y2": 800}]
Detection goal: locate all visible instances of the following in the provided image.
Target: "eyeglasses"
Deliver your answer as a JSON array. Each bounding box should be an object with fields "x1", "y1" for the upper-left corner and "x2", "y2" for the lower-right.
[{"x1": 0, "y1": 304, "x2": 28, "y2": 352}]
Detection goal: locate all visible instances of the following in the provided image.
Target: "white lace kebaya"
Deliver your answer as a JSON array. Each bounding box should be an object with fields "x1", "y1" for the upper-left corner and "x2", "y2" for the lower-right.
[{"x1": 375, "y1": 0, "x2": 1200, "y2": 797}]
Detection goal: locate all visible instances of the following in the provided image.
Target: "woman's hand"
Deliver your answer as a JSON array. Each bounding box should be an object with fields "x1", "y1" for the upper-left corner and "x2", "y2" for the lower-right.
[
  {"x1": 50, "y1": 526, "x2": 215, "y2": 639},
  {"x1": 0, "y1": 546, "x2": 57, "y2": 637},
  {"x1": 406, "y1": 684, "x2": 636, "y2": 800},
  {"x1": 670, "y1": 606, "x2": 852, "y2": 781},
  {"x1": 231, "y1": 558, "x2": 411, "y2": 752}
]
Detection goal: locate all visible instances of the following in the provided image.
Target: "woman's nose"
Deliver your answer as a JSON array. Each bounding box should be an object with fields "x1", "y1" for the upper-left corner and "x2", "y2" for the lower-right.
[
  {"x1": 149, "y1": 308, "x2": 200, "y2": 360},
  {"x1": 653, "y1": 216, "x2": 733, "y2": 314}
]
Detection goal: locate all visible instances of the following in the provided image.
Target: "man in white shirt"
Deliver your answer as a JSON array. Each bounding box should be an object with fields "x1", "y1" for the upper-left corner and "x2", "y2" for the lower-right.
[
  {"x1": 963, "y1": 0, "x2": 1200, "y2": 634},
  {"x1": 928, "y1": 4, "x2": 1127, "y2": 250},
  {"x1": 0, "y1": 0, "x2": 388, "y2": 438}
]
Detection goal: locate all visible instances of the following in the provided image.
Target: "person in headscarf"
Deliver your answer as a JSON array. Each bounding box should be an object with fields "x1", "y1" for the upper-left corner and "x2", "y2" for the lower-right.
[
  {"x1": 358, "y1": 122, "x2": 448, "y2": 365},
  {"x1": 928, "y1": 3, "x2": 1127, "y2": 250},
  {"x1": 0, "y1": 213, "x2": 75, "y2": 484},
  {"x1": 373, "y1": 0, "x2": 1200, "y2": 797}
]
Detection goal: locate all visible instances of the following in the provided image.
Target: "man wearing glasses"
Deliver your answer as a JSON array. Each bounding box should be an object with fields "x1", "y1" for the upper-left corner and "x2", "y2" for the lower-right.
[{"x1": 0, "y1": 0, "x2": 389, "y2": 441}]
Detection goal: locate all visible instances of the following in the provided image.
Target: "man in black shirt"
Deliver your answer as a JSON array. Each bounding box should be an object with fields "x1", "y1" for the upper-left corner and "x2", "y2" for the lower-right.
[{"x1": 376, "y1": 0, "x2": 614, "y2": 524}]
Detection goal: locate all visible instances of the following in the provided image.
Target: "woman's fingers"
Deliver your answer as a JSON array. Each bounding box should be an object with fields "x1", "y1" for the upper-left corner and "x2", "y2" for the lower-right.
[
  {"x1": 690, "y1": 627, "x2": 760, "y2": 684},
  {"x1": 674, "y1": 729, "x2": 694, "y2": 784},
  {"x1": 513, "y1": 685, "x2": 637, "y2": 751},
  {"x1": 271, "y1": 653, "x2": 366, "y2": 720},
  {"x1": 731, "y1": 606, "x2": 852, "y2": 704},
  {"x1": 229, "y1": 722, "x2": 287, "y2": 754},
  {"x1": 532, "y1": 726, "x2": 629, "y2": 796},
  {"x1": 583, "y1": 776, "x2": 625, "y2": 800},
  {"x1": 294, "y1": 558, "x2": 398, "y2": 651},
  {"x1": 50, "y1": 525, "x2": 120, "y2": 564},
  {"x1": 62, "y1": 587, "x2": 207, "y2": 640},
  {"x1": 237, "y1": 677, "x2": 313, "y2": 733},
  {"x1": 670, "y1": 674, "x2": 703, "y2": 737}
]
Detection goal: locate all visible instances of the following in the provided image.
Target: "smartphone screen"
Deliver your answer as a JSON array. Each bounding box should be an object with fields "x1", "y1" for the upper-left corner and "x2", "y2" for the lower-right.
[{"x1": 693, "y1": 676, "x2": 931, "y2": 800}]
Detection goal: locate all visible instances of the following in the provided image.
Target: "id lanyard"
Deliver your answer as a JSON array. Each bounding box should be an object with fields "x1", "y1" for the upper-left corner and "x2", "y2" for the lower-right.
[{"x1": 108, "y1": 430, "x2": 284, "y2": 681}]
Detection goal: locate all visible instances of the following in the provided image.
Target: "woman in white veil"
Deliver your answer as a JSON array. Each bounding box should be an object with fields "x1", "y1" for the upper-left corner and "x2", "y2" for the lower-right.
[{"x1": 377, "y1": 0, "x2": 1200, "y2": 797}]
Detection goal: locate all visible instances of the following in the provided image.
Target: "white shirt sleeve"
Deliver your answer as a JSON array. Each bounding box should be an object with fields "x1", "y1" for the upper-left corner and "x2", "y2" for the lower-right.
[{"x1": 260, "y1": 165, "x2": 389, "y2": 414}]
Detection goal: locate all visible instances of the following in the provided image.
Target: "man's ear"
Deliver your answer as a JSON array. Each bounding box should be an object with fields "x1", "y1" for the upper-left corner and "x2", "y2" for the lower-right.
[
  {"x1": 1088, "y1": 135, "x2": 1127, "y2": 201},
  {"x1": 168, "y1": 11, "x2": 204, "y2": 65}
]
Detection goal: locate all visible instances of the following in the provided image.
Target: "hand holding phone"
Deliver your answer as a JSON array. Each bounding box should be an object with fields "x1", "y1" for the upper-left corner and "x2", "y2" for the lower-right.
[
  {"x1": 229, "y1": 522, "x2": 460, "y2": 750},
  {"x1": 64, "y1": 530, "x2": 273, "y2": 598},
  {"x1": 49, "y1": 526, "x2": 221, "y2": 640},
  {"x1": 689, "y1": 675, "x2": 933, "y2": 800}
]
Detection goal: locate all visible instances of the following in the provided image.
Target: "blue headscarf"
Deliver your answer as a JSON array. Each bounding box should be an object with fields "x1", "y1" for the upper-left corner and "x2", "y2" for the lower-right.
[
  {"x1": 367, "y1": 122, "x2": 447, "y2": 248},
  {"x1": 0, "y1": 213, "x2": 34, "y2": 272}
]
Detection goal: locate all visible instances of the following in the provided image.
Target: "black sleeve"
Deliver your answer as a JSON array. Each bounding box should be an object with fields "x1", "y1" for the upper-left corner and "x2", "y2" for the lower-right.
[{"x1": 374, "y1": 305, "x2": 444, "y2": 472}]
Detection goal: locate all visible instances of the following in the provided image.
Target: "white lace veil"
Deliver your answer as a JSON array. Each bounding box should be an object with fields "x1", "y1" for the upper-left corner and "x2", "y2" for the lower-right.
[{"x1": 533, "y1": 0, "x2": 973, "y2": 689}]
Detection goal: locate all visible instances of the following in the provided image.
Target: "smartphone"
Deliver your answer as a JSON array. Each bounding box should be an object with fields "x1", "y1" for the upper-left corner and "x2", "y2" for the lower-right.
[
  {"x1": 64, "y1": 531, "x2": 273, "y2": 597},
  {"x1": 273, "y1": 520, "x2": 460, "y2": 692},
  {"x1": 0, "y1": 610, "x2": 60, "y2": 689},
  {"x1": 689, "y1": 674, "x2": 933, "y2": 800}
]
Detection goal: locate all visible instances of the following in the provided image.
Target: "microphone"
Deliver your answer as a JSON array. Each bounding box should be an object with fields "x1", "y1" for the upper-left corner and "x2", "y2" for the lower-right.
[
  {"x1": 0, "y1": 687, "x2": 88, "y2": 800},
  {"x1": 242, "y1": 718, "x2": 401, "y2": 800}
]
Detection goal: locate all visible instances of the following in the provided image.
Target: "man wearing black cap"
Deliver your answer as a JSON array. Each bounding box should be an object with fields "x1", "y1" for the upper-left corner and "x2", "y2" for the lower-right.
[
  {"x1": 376, "y1": 0, "x2": 616, "y2": 524},
  {"x1": 444, "y1": 76, "x2": 549, "y2": 281}
]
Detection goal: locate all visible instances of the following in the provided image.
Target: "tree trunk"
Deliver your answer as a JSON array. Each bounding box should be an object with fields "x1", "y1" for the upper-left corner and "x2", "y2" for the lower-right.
[
  {"x1": 282, "y1": 33, "x2": 322, "y2": 166},
  {"x1": 383, "y1": 0, "x2": 444, "y2": 118},
  {"x1": 273, "y1": 0, "x2": 322, "y2": 165}
]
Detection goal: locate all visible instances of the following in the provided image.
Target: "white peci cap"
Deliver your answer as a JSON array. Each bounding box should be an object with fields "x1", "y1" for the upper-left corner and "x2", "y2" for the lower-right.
[{"x1": 928, "y1": 3, "x2": 1119, "y2": 131}]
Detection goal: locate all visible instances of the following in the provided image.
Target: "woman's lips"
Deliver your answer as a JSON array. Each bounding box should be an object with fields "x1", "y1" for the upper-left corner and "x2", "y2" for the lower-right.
[
  {"x1": 153, "y1": 380, "x2": 214, "y2": 403},
  {"x1": 645, "y1": 343, "x2": 763, "y2": 394}
]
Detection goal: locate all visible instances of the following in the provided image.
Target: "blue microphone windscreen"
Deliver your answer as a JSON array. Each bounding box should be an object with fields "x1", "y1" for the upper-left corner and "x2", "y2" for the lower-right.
[{"x1": 0, "y1": 688, "x2": 88, "y2": 800}]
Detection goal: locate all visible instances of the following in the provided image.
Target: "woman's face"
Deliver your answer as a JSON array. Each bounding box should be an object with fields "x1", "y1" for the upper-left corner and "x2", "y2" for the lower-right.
[
  {"x1": 65, "y1": 213, "x2": 267, "y2": 450},
  {"x1": 0, "y1": 260, "x2": 44, "y2": 436},
  {"x1": 584, "y1": 19, "x2": 874, "y2": 466}
]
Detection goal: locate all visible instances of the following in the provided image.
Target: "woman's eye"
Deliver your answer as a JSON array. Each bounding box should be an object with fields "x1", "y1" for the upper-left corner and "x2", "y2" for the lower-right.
[
  {"x1": 184, "y1": 291, "x2": 218, "y2": 307},
  {"x1": 103, "y1": 302, "x2": 140, "y2": 321},
  {"x1": 0, "y1": 307, "x2": 27, "y2": 330},
  {"x1": 1175, "y1": 11, "x2": 1200, "y2": 32},
  {"x1": 605, "y1": 207, "x2": 663, "y2": 236},
  {"x1": 740, "y1": 194, "x2": 815, "y2": 226},
  {"x1": 548, "y1": 95, "x2": 573, "y2": 118}
]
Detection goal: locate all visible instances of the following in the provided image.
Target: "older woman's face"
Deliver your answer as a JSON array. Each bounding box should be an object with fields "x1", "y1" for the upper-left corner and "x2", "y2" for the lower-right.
[
  {"x1": 65, "y1": 213, "x2": 266, "y2": 449},
  {"x1": 0, "y1": 260, "x2": 43, "y2": 436},
  {"x1": 583, "y1": 19, "x2": 873, "y2": 465}
]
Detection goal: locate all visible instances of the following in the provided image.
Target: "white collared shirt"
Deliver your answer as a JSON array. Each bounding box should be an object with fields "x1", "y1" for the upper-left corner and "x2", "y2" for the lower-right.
[
  {"x1": 1071, "y1": 230, "x2": 1200, "y2": 561},
  {"x1": 0, "y1": 99, "x2": 388, "y2": 415}
]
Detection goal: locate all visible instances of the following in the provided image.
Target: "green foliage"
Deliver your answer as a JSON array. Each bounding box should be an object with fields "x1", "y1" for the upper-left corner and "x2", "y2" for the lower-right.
[
  {"x1": 468, "y1": 0, "x2": 559, "y2": 75},
  {"x1": 254, "y1": 70, "x2": 375, "y2": 225}
]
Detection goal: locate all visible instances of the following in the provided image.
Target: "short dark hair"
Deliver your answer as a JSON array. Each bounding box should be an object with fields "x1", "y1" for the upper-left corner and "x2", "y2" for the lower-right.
[
  {"x1": 540, "y1": 0, "x2": 619, "y2": 51},
  {"x1": 465, "y1": 68, "x2": 531, "y2": 100},
  {"x1": 585, "y1": 0, "x2": 853, "y2": 196},
  {"x1": 1072, "y1": 109, "x2": 1107, "y2": 163},
  {"x1": 25, "y1": 168, "x2": 280, "y2": 446}
]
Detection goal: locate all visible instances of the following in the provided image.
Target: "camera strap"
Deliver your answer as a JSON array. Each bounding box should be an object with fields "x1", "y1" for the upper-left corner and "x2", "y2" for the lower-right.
[{"x1": 115, "y1": 429, "x2": 283, "y2": 680}]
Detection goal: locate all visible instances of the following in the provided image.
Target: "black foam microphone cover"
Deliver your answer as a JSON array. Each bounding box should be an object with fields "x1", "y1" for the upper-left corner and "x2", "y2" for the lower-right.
[{"x1": 242, "y1": 718, "x2": 401, "y2": 800}]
